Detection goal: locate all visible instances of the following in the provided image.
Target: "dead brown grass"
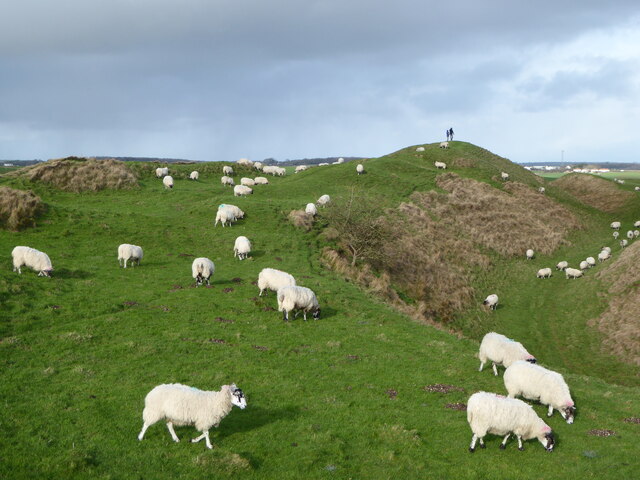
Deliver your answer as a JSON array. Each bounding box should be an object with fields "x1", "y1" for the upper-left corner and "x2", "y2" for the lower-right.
[
  {"x1": 589, "y1": 241, "x2": 640, "y2": 365},
  {"x1": 288, "y1": 210, "x2": 314, "y2": 231},
  {"x1": 24, "y1": 157, "x2": 138, "y2": 192},
  {"x1": 553, "y1": 173, "x2": 633, "y2": 213},
  {"x1": 0, "y1": 186, "x2": 45, "y2": 230}
]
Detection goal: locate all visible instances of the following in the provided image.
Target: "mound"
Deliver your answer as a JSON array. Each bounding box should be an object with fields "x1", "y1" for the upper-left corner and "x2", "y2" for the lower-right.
[
  {"x1": 0, "y1": 186, "x2": 44, "y2": 231},
  {"x1": 553, "y1": 173, "x2": 633, "y2": 213},
  {"x1": 25, "y1": 157, "x2": 138, "y2": 192},
  {"x1": 589, "y1": 241, "x2": 640, "y2": 365}
]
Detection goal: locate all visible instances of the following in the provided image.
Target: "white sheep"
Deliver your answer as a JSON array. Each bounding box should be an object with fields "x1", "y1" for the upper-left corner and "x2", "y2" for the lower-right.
[
  {"x1": 501, "y1": 172, "x2": 510, "y2": 181},
  {"x1": 277, "y1": 285, "x2": 320, "y2": 321},
  {"x1": 118, "y1": 244, "x2": 143, "y2": 268},
  {"x1": 482, "y1": 294, "x2": 499, "y2": 310},
  {"x1": 275, "y1": 167, "x2": 286, "y2": 176},
  {"x1": 598, "y1": 250, "x2": 611, "y2": 262},
  {"x1": 253, "y1": 177, "x2": 269, "y2": 185},
  {"x1": 318, "y1": 162, "x2": 329, "y2": 166},
  {"x1": 626, "y1": 230, "x2": 634, "y2": 239},
  {"x1": 601, "y1": 246, "x2": 612, "y2": 254},
  {"x1": 221, "y1": 176, "x2": 235, "y2": 186},
  {"x1": 189, "y1": 171, "x2": 199, "y2": 180},
  {"x1": 223, "y1": 165, "x2": 234, "y2": 176},
  {"x1": 634, "y1": 221, "x2": 640, "y2": 228},
  {"x1": 137, "y1": 383, "x2": 246, "y2": 449},
  {"x1": 555, "y1": 261, "x2": 568, "y2": 271},
  {"x1": 634, "y1": 230, "x2": 639, "y2": 238},
  {"x1": 337, "y1": 158, "x2": 344, "y2": 163},
  {"x1": 295, "y1": 165, "x2": 308, "y2": 173},
  {"x1": 416, "y1": 147, "x2": 425, "y2": 152},
  {"x1": 478, "y1": 332, "x2": 536, "y2": 376},
  {"x1": 526, "y1": 249, "x2": 534, "y2": 260},
  {"x1": 636, "y1": 186, "x2": 640, "y2": 191},
  {"x1": 240, "y1": 177, "x2": 256, "y2": 187},
  {"x1": 579, "y1": 260, "x2": 589, "y2": 270},
  {"x1": 192, "y1": 257, "x2": 215, "y2": 286},
  {"x1": 434, "y1": 161, "x2": 447, "y2": 169},
  {"x1": 12, "y1": 246, "x2": 53, "y2": 277},
  {"x1": 253, "y1": 161, "x2": 263, "y2": 171},
  {"x1": 233, "y1": 185, "x2": 253, "y2": 197},
  {"x1": 237, "y1": 158, "x2": 253, "y2": 167},
  {"x1": 356, "y1": 164, "x2": 364, "y2": 175},
  {"x1": 586, "y1": 257, "x2": 596, "y2": 267},
  {"x1": 613, "y1": 231, "x2": 619, "y2": 239},
  {"x1": 155, "y1": 167, "x2": 169, "y2": 178},
  {"x1": 163, "y1": 175, "x2": 174, "y2": 189},
  {"x1": 610, "y1": 221, "x2": 621, "y2": 230},
  {"x1": 467, "y1": 392, "x2": 555, "y2": 453},
  {"x1": 620, "y1": 239, "x2": 628, "y2": 248},
  {"x1": 233, "y1": 236, "x2": 251, "y2": 260},
  {"x1": 538, "y1": 187, "x2": 545, "y2": 194},
  {"x1": 305, "y1": 203, "x2": 317, "y2": 216},
  {"x1": 257, "y1": 268, "x2": 296, "y2": 296},
  {"x1": 439, "y1": 141, "x2": 449, "y2": 149},
  {"x1": 317, "y1": 194, "x2": 331, "y2": 207},
  {"x1": 214, "y1": 208, "x2": 235, "y2": 227},
  {"x1": 219, "y1": 204, "x2": 245, "y2": 220},
  {"x1": 504, "y1": 361, "x2": 576, "y2": 424},
  {"x1": 262, "y1": 165, "x2": 276, "y2": 175},
  {"x1": 536, "y1": 268, "x2": 552, "y2": 278},
  {"x1": 565, "y1": 267, "x2": 583, "y2": 279}
]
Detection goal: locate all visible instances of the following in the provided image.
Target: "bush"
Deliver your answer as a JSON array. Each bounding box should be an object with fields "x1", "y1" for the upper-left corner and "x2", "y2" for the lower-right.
[
  {"x1": 0, "y1": 186, "x2": 45, "y2": 231},
  {"x1": 554, "y1": 173, "x2": 633, "y2": 213}
]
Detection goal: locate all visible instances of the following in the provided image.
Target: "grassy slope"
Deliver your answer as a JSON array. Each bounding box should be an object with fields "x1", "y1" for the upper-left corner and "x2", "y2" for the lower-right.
[{"x1": 0, "y1": 146, "x2": 638, "y2": 479}]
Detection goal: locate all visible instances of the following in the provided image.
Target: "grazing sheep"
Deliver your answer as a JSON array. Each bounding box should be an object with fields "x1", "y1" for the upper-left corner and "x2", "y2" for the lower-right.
[
  {"x1": 337, "y1": 158, "x2": 344, "y2": 163},
  {"x1": 275, "y1": 167, "x2": 286, "y2": 176},
  {"x1": 467, "y1": 392, "x2": 555, "y2": 453},
  {"x1": 610, "y1": 221, "x2": 621, "y2": 230},
  {"x1": 305, "y1": 203, "x2": 317, "y2": 216},
  {"x1": 253, "y1": 161, "x2": 263, "y2": 171},
  {"x1": 526, "y1": 249, "x2": 534, "y2": 260},
  {"x1": 214, "y1": 209, "x2": 235, "y2": 227},
  {"x1": 601, "y1": 246, "x2": 612, "y2": 254},
  {"x1": 221, "y1": 176, "x2": 235, "y2": 186},
  {"x1": 356, "y1": 164, "x2": 364, "y2": 175},
  {"x1": 579, "y1": 260, "x2": 589, "y2": 270},
  {"x1": 262, "y1": 165, "x2": 276, "y2": 175},
  {"x1": 12, "y1": 246, "x2": 53, "y2": 276},
  {"x1": 318, "y1": 163, "x2": 329, "y2": 166},
  {"x1": 634, "y1": 221, "x2": 640, "y2": 228},
  {"x1": 233, "y1": 236, "x2": 251, "y2": 260},
  {"x1": 155, "y1": 167, "x2": 169, "y2": 178},
  {"x1": 613, "y1": 231, "x2": 619, "y2": 240},
  {"x1": 536, "y1": 268, "x2": 552, "y2": 278},
  {"x1": 317, "y1": 194, "x2": 331, "y2": 207},
  {"x1": 257, "y1": 268, "x2": 296, "y2": 296},
  {"x1": 634, "y1": 230, "x2": 639, "y2": 238},
  {"x1": 434, "y1": 161, "x2": 447, "y2": 169},
  {"x1": 138, "y1": 383, "x2": 246, "y2": 450},
  {"x1": 565, "y1": 267, "x2": 583, "y2": 279},
  {"x1": 233, "y1": 185, "x2": 253, "y2": 197},
  {"x1": 223, "y1": 166, "x2": 234, "y2": 176},
  {"x1": 635, "y1": 187, "x2": 640, "y2": 191},
  {"x1": 163, "y1": 175, "x2": 174, "y2": 189},
  {"x1": 501, "y1": 172, "x2": 510, "y2": 181},
  {"x1": 295, "y1": 165, "x2": 308, "y2": 173},
  {"x1": 189, "y1": 171, "x2": 199, "y2": 180},
  {"x1": 483, "y1": 294, "x2": 499, "y2": 310},
  {"x1": 240, "y1": 177, "x2": 256, "y2": 187},
  {"x1": 219, "y1": 204, "x2": 244, "y2": 220},
  {"x1": 253, "y1": 177, "x2": 269, "y2": 185},
  {"x1": 620, "y1": 239, "x2": 628, "y2": 248},
  {"x1": 478, "y1": 332, "x2": 536, "y2": 376},
  {"x1": 626, "y1": 230, "x2": 634, "y2": 239},
  {"x1": 598, "y1": 250, "x2": 611, "y2": 262},
  {"x1": 416, "y1": 146, "x2": 425, "y2": 152},
  {"x1": 585, "y1": 257, "x2": 596, "y2": 267},
  {"x1": 118, "y1": 244, "x2": 143, "y2": 268},
  {"x1": 555, "y1": 261, "x2": 568, "y2": 271},
  {"x1": 277, "y1": 285, "x2": 320, "y2": 321},
  {"x1": 439, "y1": 141, "x2": 449, "y2": 149},
  {"x1": 538, "y1": 187, "x2": 545, "y2": 194},
  {"x1": 237, "y1": 158, "x2": 253, "y2": 167},
  {"x1": 504, "y1": 361, "x2": 576, "y2": 424},
  {"x1": 191, "y1": 258, "x2": 215, "y2": 286}
]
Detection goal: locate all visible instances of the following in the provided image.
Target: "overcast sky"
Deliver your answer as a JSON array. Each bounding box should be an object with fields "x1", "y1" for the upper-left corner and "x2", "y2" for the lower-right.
[{"x1": 2, "y1": 1, "x2": 640, "y2": 163}]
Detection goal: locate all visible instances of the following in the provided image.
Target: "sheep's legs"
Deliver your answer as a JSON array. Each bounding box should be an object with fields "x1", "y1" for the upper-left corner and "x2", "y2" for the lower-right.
[
  {"x1": 138, "y1": 423, "x2": 149, "y2": 441},
  {"x1": 492, "y1": 363, "x2": 498, "y2": 376},
  {"x1": 547, "y1": 405, "x2": 554, "y2": 417},
  {"x1": 478, "y1": 361, "x2": 485, "y2": 372},
  {"x1": 469, "y1": 434, "x2": 478, "y2": 452},
  {"x1": 517, "y1": 435, "x2": 524, "y2": 451},
  {"x1": 500, "y1": 434, "x2": 510, "y2": 449},
  {"x1": 192, "y1": 430, "x2": 213, "y2": 449},
  {"x1": 166, "y1": 422, "x2": 180, "y2": 442}
]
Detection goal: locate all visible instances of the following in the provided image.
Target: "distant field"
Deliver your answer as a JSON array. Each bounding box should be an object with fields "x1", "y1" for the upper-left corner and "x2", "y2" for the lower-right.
[{"x1": 537, "y1": 170, "x2": 640, "y2": 181}]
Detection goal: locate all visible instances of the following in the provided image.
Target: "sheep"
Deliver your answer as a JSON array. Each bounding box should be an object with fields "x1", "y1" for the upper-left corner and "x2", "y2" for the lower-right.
[
  {"x1": 262, "y1": 165, "x2": 277, "y2": 175},
  {"x1": 620, "y1": 239, "x2": 628, "y2": 248},
  {"x1": 467, "y1": 392, "x2": 555, "y2": 453},
  {"x1": 356, "y1": 164, "x2": 364, "y2": 175},
  {"x1": 192, "y1": 257, "x2": 215, "y2": 286},
  {"x1": 189, "y1": 171, "x2": 199, "y2": 180},
  {"x1": 233, "y1": 236, "x2": 251, "y2": 260},
  {"x1": 317, "y1": 194, "x2": 331, "y2": 207},
  {"x1": 257, "y1": 268, "x2": 296, "y2": 296},
  {"x1": 610, "y1": 221, "x2": 621, "y2": 230},
  {"x1": 253, "y1": 177, "x2": 269, "y2": 185},
  {"x1": 214, "y1": 209, "x2": 236, "y2": 227},
  {"x1": 118, "y1": 244, "x2": 143, "y2": 268},
  {"x1": 598, "y1": 250, "x2": 611, "y2": 262},
  {"x1": 565, "y1": 267, "x2": 583, "y2": 279},
  {"x1": 163, "y1": 175, "x2": 174, "y2": 189},
  {"x1": 223, "y1": 166, "x2": 234, "y2": 176},
  {"x1": 636, "y1": 186, "x2": 640, "y2": 191},
  {"x1": 305, "y1": 203, "x2": 317, "y2": 216},
  {"x1": 501, "y1": 172, "x2": 510, "y2": 181},
  {"x1": 555, "y1": 261, "x2": 568, "y2": 271},
  {"x1": 219, "y1": 204, "x2": 244, "y2": 220},
  {"x1": 137, "y1": 383, "x2": 246, "y2": 450},
  {"x1": 536, "y1": 268, "x2": 552, "y2": 278},
  {"x1": 626, "y1": 230, "x2": 634, "y2": 239},
  {"x1": 601, "y1": 246, "x2": 612, "y2": 254},
  {"x1": 240, "y1": 177, "x2": 255, "y2": 187},
  {"x1": 337, "y1": 158, "x2": 344, "y2": 163},
  {"x1": 439, "y1": 141, "x2": 449, "y2": 149},
  {"x1": 635, "y1": 230, "x2": 640, "y2": 238},
  {"x1": 579, "y1": 260, "x2": 589, "y2": 271},
  {"x1": 416, "y1": 146, "x2": 425, "y2": 152},
  {"x1": 221, "y1": 176, "x2": 235, "y2": 186},
  {"x1": 478, "y1": 332, "x2": 536, "y2": 376},
  {"x1": 538, "y1": 187, "x2": 545, "y2": 194},
  {"x1": 434, "y1": 161, "x2": 447, "y2": 169},
  {"x1": 634, "y1": 221, "x2": 640, "y2": 228},
  {"x1": 253, "y1": 161, "x2": 263, "y2": 171},
  {"x1": 613, "y1": 231, "x2": 619, "y2": 240},
  {"x1": 504, "y1": 361, "x2": 576, "y2": 424},
  {"x1": 526, "y1": 249, "x2": 534, "y2": 260},
  {"x1": 277, "y1": 285, "x2": 320, "y2": 321},
  {"x1": 318, "y1": 162, "x2": 329, "y2": 166},
  {"x1": 237, "y1": 158, "x2": 253, "y2": 167},
  {"x1": 275, "y1": 167, "x2": 286, "y2": 176},
  {"x1": 586, "y1": 257, "x2": 596, "y2": 267},
  {"x1": 482, "y1": 294, "x2": 499, "y2": 310},
  {"x1": 295, "y1": 165, "x2": 308, "y2": 173},
  {"x1": 12, "y1": 246, "x2": 53, "y2": 276},
  {"x1": 155, "y1": 167, "x2": 169, "y2": 178},
  {"x1": 233, "y1": 185, "x2": 253, "y2": 197}
]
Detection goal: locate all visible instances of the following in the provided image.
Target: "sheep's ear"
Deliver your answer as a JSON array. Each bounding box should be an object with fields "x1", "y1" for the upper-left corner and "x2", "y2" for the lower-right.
[{"x1": 229, "y1": 383, "x2": 238, "y2": 390}]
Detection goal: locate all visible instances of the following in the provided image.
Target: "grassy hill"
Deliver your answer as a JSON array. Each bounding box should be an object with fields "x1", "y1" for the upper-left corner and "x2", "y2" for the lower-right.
[{"x1": 0, "y1": 144, "x2": 638, "y2": 479}]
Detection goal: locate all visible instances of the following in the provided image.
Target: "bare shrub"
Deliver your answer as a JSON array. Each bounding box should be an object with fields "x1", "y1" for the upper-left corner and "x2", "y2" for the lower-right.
[
  {"x1": 25, "y1": 157, "x2": 138, "y2": 192},
  {"x1": 554, "y1": 173, "x2": 633, "y2": 213},
  {"x1": 0, "y1": 186, "x2": 45, "y2": 230},
  {"x1": 288, "y1": 210, "x2": 314, "y2": 231}
]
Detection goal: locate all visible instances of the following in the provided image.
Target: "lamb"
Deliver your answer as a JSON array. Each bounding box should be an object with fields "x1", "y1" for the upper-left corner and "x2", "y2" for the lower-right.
[
  {"x1": 118, "y1": 244, "x2": 143, "y2": 268},
  {"x1": 586, "y1": 257, "x2": 596, "y2": 267},
  {"x1": 155, "y1": 167, "x2": 169, "y2": 178},
  {"x1": 189, "y1": 171, "x2": 199, "y2": 180},
  {"x1": 536, "y1": 268, "x2": 552, "y2": 278},
  {"x1": 233, "y1": 185, "x2": 253, "y2": 197},
  {"x1": 305, "y1": 203, "x2": 317, "y2": 216},
  {"x1": 439, "y1": 141, "x2": 449, "y2": 149},
  {"x1": 482, "y1": 294, "x2": 499, "y2": 310},
  {"x1": 610, "y1": 221, "x2": 621, "y2": 230},
  {"x1": 504, "y1": 361, "x2": 576, "y2": 424},
  {"x1": 538, "y1": 187, "x2": 545, "y2": 194},
  {"x1": 137, "y1": 383, "x2": 246, "y2": 449},
  {"x1": 191, "y1": 257, "x2": 215, "y2": 286},
  {"x1": 12, "y1": 246, "x2": 53, "y2": 276},
  {"x1": 317, "y1": 194, "x2": 331, "y2": 207},
  {"x1": 233, "y1": 236, "x2": 251, "y2": 260},
  {"x1": 257, "y1": 268, "x2": 296, "y2": 296},
  {"x1": 526, "y1": 249, "x2": 534, "y2": 260},
  {"x1": 219, "y1": 204, "x2": 244, "y2": 220},
  {"x1": 221, "y1": 176, "x2": 235, "y2": 186},
  {"x1": 253, "y1": 177, "x2": 269, "y2": 185},
  {"x1": 565, "y1": 267, "x2": 583, "y2": 279},
  {"x1": 277, "y1": 285, "x2": 320, "y2": 322},
  {"x1": 467, "y1": 392, "x2": 555, "y2": 453},
  {"x1": 214, "y1": 209, "x2": 236, "y2": 227},
  {"x1": 620, "y1": 239, "x2": 628, "y2": 248},
  {"x1": 501, "y1": 172, "x2": 510, "y2": 181},
  {"x1": 222, "y1": 166, "x2": 234, "y2": 176},
  {"x1": 626, "y1": 230, "x2": 634, "y2": 239},
  {"x1": 240, "y1": 177, "x2": 255, "y2": 187},
  {"x1": 163, "y1": 175, "x2": 174, "y2": 189},
  {"x1": 295, "y1": 165, "x2": 308, "y2": 173},
  {"x1": 613, "y1": 231, "x2": 619, "y2": 240},
  {"x1": 416, "y1": 146, "x2": 425, "y2": 152},
  {"x1": 555, "y1": 261, "x2": 568, "y2": 271},
  {"x1": 598, "y1": 250, "x2": 611, "y2": 262},
  {"x1": 356, "y1": 164, "x2": 364, "y2": 175},
  {"x1": 478, "y1": 332, "x2": 536, "y2": 376},
  {"x1": 434, "y1": 161, "x2": 447, "y2": 169}
]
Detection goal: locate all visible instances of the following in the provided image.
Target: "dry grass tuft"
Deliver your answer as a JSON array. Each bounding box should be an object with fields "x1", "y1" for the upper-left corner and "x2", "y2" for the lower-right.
[
  {"x1": 0, "y1": 186, "x2": 45, "y2": 230},
  {"x1": 288, "y1": 210, "x2": 314, "y2": 231},
  {"x1": 24, "y1": 157, "x2": 138, "y2": 192},
  {"x1": 553, "y1": 173, "x2": 633, "y2": 213}
]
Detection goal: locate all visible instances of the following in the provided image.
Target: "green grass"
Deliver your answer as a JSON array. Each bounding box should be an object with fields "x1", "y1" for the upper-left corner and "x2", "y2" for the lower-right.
[
  {"x1": 538, "y1": 170, "x2": 640, "y2": 182},
  {"x1": 0, "y1": 145, "x2": 639, "y2": 479}
]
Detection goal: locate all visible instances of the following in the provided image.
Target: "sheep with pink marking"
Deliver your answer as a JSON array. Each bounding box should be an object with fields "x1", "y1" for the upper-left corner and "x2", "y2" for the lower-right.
[{"x1": 478, "y1": 332, "x2": 536, "y2": 376}]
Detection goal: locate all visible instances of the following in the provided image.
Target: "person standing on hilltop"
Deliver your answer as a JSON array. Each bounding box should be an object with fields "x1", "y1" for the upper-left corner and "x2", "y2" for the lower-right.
[
  {"x1": 446, "y1": 129, "x2": 450, "y2": 141},
  {"x1": 449, "y1": 128, "x2": 454, "y2": 141}
]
